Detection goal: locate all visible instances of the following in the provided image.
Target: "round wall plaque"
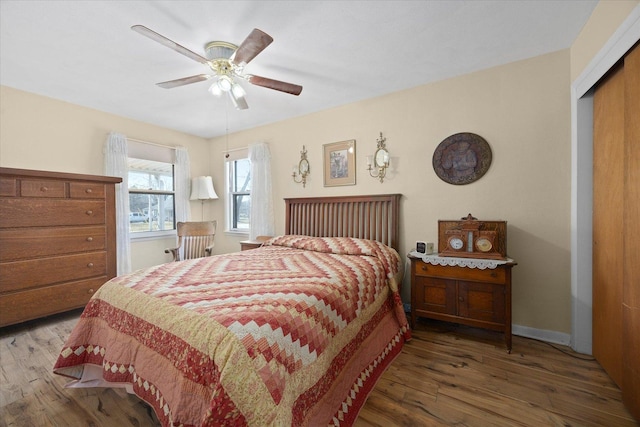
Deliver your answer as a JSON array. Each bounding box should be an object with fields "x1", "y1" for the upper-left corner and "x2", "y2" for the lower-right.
[{"x1": 432, "y1": 132, "x2": 492, "y2": 185}]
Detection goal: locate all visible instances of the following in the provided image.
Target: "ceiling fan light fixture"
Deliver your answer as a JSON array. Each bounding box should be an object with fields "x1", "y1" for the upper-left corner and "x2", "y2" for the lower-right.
[
  {"x1": 231, "y1": 83, "x2": 246, "y2": 99},
  {"x1": 217, "y1": 76, "x2": 233, "y2": 92},
  {"x1": 208, "y1": 82, "x2": 222, "y2": 96},
  {"x1": 229, "y1": 90, "x2": 249, "y2": 110}
]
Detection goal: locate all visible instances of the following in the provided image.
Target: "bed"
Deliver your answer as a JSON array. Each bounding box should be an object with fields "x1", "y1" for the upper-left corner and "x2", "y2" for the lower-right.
[{"x1": 54, "y1": 194, "x2": 410, "y2": 426}]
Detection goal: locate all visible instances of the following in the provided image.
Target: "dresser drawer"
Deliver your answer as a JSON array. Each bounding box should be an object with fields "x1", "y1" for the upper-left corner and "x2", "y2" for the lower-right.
[
  {"x1": 20, "y1": 179, "x2": 66, "y2": 198},
  {"x1": 0, "y1": 199, "x2": 105, "y2": 228},
  {"x1": 0, "y1": 277, "x2": 106, "y2": 327},
  {"x1": 0, "y1": 177, "x2": 17, "y2": 197},
  {"x1": 0, "y1": 226, "x2": 106, "y2": 262},
  {"x1": 70, "y1": 182, "x2": 105, "y2": 199},
  {"x1": 0, "y1": 251, "x2": 107, "y2": 293},
  {"x1": 414, "y1": 261, "x2": 506, "y2": 284}
]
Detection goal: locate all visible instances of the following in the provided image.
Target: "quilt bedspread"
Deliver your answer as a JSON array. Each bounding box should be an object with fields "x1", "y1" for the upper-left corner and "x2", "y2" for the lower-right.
[{"x1": 53, "y1": 236, "x2": 410, "y2": 426}]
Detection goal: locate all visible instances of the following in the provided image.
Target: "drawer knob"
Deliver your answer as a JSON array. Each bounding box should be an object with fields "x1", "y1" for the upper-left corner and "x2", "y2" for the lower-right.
[
  {"x1": 85, "y1": 188, "x2": 92, "y2": 193},
  {"x1": 87, "y1": 262, "x2": 94, "y2": 268},
  {"x1": 88, "y1": 288, "x2": 94, "y2": 294},
  {"x1": 459, "y1": 296, "x2": 464, "y2": 302},
  {"x1": 421, "y1": 266, "x2": 427, "y2": 271},
  {"x1": 491, "y1": 272, "x2": 497, "y2": 277},
  {"x1": 86, "y1": 210, "x2": 93, "y2": 215},
  {"x1": 40, "y1": 186, "x2": 48, "y2": 192},
  {"x1": 86, "y1": 237, "x2": 93, "y2": 242}
]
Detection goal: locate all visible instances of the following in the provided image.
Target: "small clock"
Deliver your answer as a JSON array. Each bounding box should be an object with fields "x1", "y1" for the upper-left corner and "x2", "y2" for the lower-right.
[
  {"x1": 438, "y1": 214, "x2": 507, "y2": 259},
  {"x1": 475, "y1": 237, "x2": 493, "y2": 252},
  {"x1": 447, "y1": 236, "x2": 465, "y2": 251}
]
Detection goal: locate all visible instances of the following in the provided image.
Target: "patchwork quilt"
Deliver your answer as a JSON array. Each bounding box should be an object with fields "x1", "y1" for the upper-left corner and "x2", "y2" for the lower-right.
[{"x1": 54, "y1": 236, "x2": 411, "y2": 426}]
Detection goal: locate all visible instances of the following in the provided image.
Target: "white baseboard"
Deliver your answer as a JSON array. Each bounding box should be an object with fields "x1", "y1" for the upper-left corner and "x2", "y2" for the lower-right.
[{"x1": 512, "y1": 324, "x2": 571, "y2": 347}]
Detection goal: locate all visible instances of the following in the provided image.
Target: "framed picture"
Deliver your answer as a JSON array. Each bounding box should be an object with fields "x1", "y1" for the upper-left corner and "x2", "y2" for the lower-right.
[{"x1": 323, "y1": 140, "x2": 356, "y2": 186}]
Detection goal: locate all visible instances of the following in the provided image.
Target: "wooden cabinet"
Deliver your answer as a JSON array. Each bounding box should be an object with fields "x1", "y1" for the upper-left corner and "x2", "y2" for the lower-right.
[
  {"x1": 410, "y1": 255, "x2": 516, "y2": 352},
  {"x1": 0, "y1": 168, "x2": 121, "y2": 327}
]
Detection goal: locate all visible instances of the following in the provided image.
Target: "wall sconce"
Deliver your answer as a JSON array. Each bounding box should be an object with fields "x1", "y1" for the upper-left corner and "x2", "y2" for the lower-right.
[
  {"x1": 190, "y1": 176, "x2": 218, "y2": 220},
  {"x1": 367, "y1": 132, "x2": 390, "y2": 183},
  {"x1": 292, "y1": 145, "x2": 310, "y2": 187}
]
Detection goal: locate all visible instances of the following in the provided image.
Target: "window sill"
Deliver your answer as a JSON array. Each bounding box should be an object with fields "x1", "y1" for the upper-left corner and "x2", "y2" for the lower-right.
[
  {"x1": 224, "y1": 229, "x2": 250, "y2": 238},
  {"x1": 130, "y1": 229, "x2": 176, "y2": 241}
]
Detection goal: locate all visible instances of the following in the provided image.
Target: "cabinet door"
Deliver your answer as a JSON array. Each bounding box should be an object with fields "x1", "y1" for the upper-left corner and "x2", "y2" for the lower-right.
[
  {"x1": 458, "y1": 281, "x2": 505, "y2": 324},
  {"x1": 414, "y1": 276, "x2": 457, "y2": 315}
]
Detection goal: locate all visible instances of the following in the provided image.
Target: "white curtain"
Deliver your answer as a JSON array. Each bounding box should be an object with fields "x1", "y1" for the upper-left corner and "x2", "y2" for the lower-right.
[
  {"x1": 174, "y1": 147, "x2": 191, "y2": 222},
  {"x1": 249, "y1": 142, "x2": 275, "y2": 240},
  {"x1": 104, "y1": 132, "x2": 131, "y2": 275}
]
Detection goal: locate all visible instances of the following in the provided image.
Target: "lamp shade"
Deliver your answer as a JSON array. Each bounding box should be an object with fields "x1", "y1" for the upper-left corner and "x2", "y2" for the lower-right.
[{"x1": 190, "y1": 176, "x2": 218, "y2": 200}]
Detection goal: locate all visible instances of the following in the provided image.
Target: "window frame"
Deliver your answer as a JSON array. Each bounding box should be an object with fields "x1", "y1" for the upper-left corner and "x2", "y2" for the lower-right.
[
  {"x1": 225, "y1": 151, "x2": 251, "y2": 235},
  {"x1": 127, "y1": 149, "x2": 177, "y2": 240}
]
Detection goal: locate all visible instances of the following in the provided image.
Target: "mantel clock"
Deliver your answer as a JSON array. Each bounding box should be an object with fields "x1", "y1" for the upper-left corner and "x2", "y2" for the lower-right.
[{"x1": 438, "y1": 214, "x2": 507, "y2": 259}]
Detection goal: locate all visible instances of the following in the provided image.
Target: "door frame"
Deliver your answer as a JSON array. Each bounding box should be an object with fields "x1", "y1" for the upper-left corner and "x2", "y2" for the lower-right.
[{"x1": 571, "y1": 6, "x2": 640, "y2": 354}]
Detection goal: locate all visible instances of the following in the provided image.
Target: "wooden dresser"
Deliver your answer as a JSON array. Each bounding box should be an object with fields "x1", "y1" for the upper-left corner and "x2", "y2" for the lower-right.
[
  {"x1": 410, "y1": 254, "x2": 516, "y2": 352},
  {"x1": 0, "y1": 168, "x2": 121, "y2": 327}
]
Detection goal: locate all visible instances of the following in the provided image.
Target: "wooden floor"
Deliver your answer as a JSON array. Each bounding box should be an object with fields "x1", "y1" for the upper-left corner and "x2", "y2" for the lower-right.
[{"x1": 0, "y1": 310, "x2": 637, "y2": 427}]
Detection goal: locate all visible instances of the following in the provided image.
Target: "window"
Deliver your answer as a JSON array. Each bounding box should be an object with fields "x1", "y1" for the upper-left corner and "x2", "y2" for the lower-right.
[
  {"x1": 226, "y1": 157, "x2": 251, "y2": 232},
  {"x1": 128, "y1": 158, "x2": 176, "y2": 234}
]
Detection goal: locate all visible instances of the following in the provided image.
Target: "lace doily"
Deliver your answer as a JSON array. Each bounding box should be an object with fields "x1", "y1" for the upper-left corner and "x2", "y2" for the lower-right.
[{"x1": 408, "y1": 251, "x2": 512, "y2": 270}]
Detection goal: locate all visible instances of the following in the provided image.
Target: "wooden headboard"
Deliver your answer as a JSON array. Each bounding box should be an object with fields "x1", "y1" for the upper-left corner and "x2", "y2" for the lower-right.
[{"x1": 284, "y1": 194, "x2": 401, "y2": 251}]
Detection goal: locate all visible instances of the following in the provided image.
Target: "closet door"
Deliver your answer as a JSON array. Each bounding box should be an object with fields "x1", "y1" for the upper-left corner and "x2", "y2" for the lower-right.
[
  {"x1": 593, "y1": 41, "x2": 639, "y2": 419},
  {"x1": 621, "y1": 42, "x2": 639, "y2": 419},
  {"x1": 593, "y1": 61, "x2": 624, "y2": 387}
]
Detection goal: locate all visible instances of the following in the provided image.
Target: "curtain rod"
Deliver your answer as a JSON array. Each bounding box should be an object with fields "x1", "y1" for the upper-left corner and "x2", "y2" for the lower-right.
[
  {"x1": 223, "y1": 146, "x2": 248, "y2": 153},
  {"x1": 127, "y1": 137, "x2": 177, "y2": 150}
]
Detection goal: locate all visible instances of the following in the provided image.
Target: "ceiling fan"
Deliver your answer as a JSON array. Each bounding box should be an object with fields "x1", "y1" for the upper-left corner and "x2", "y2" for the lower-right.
[{"x1": 131, "y1": 25, "x2": 303, "y2": 110}]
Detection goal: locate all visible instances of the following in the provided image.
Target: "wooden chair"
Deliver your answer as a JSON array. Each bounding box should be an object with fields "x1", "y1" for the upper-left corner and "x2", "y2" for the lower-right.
[{"x1": 165, "y1": 221, "x2": 217, "y2": 261}]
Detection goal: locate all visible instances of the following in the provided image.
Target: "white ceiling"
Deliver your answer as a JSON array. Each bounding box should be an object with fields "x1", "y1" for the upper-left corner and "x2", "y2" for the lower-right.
[{"x1": 0, "y1": 1, "x2": 598, "y2": 139}]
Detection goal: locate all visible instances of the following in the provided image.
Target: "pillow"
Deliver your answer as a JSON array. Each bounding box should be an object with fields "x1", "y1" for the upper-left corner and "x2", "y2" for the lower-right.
[{"x1": 265, "y1": 235, "x2": 401, "y2": 279}]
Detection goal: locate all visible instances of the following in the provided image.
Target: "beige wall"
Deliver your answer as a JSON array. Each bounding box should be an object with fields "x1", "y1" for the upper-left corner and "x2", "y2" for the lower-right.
[
  {"x1": 0, "y1": 86, "x2": 210, "y2": 271},
  {"x1": 210, "y1": 50, "x2": 572, "y2": 333},
  {"x1": 571, "y1": 0, "x2": 639, "y2": 81}
]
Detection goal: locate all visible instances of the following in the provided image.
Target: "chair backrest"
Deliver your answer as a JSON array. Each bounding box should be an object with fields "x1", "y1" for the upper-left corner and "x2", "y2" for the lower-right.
[{"x1": 176, "y1": 220, "x2": 217, "y2": 260}]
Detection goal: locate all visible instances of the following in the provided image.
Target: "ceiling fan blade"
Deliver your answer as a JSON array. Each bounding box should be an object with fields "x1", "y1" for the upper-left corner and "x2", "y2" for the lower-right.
[
  {"x1": 132, "y1": 25, "x2": 209, "y2": 64},
  {"x1": 229, "y1": 91, "x2": 249, "y2": 110},
  {"x1": 156, "y1": 74, "x2": 212, "y2": 89},
  {"x1": 246, "y1": 75, "x2": 302, "y2": 96},
  {"x1": 231, "y1": 29, "x2": 273, "y2": 67}
]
